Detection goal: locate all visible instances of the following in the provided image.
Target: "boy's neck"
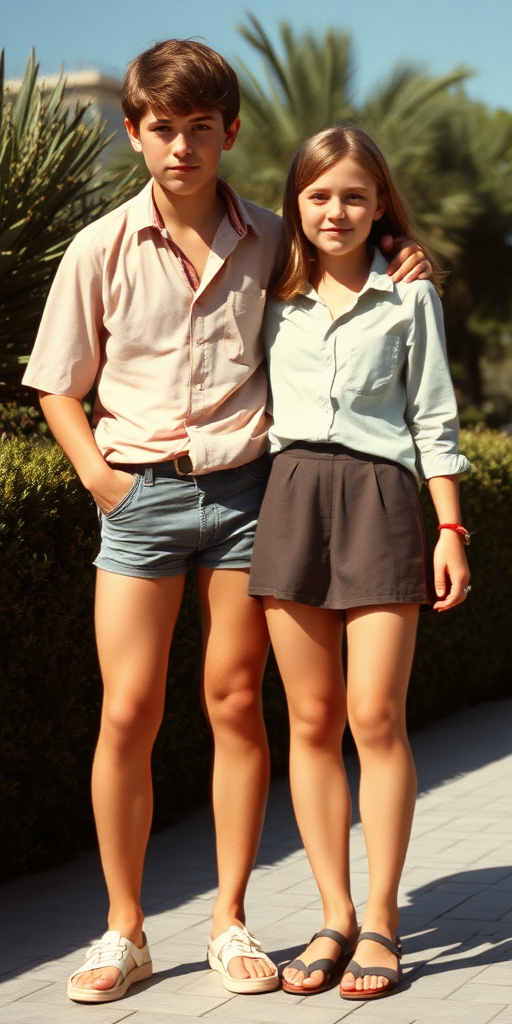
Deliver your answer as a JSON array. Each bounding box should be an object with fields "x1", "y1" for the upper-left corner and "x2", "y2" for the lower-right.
[{"x1": 152, "y1": 177, "x2": 226, "y2": 244}]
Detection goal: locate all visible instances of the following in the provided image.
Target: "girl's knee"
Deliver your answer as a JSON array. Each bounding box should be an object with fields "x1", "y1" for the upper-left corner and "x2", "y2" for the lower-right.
[
  {"x1": 290, "y1": 698, "x2": 346, "y2": 747},
  {"x1": 349, "y1": 700, "x2": 404, "y2": 749}
]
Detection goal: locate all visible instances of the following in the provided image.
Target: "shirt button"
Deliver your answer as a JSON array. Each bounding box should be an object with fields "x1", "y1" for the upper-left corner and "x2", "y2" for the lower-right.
[{"x1": 194, "y1": 383, "x2": 203, "y2": 390}]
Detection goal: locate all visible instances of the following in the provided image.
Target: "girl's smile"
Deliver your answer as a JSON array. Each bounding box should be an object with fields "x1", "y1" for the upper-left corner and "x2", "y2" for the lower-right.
[{"x1": 298, "y1": 157, "x2": 386, "y2": 263}]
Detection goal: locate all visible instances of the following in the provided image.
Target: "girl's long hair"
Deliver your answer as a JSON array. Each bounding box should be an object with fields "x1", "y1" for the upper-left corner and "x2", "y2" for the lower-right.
[{"x1": 272, "y1": 124, "x2": 442, "y2": 299}]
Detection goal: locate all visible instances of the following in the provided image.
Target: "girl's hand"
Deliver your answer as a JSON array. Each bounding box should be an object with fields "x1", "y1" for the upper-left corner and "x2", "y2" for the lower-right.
[
  {"x1": 89, "y1": 468, "x2": 136, "y2": 516},
  {"x1": 380, "y1": 235, "x2": 432, "y2": 282},
  {"x1": 432, "y1": 531, "x2": 471, "y2": 612}
]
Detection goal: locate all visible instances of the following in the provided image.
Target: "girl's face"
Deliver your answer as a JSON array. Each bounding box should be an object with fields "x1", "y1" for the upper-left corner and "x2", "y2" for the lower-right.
[{"x1": 297, "y1": 156, "x2": 386, "y2": 261}]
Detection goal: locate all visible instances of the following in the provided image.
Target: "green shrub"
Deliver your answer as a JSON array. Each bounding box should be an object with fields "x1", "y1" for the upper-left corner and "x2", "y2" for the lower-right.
[
  {"x1": 0, "y1": 431, "x2": 509, "y2": 877},
  {"x1": 0, "y1": 402, "x2": 47, "y2": 438},
  {"x1": 0, "y1": 438, "x2": 287, "y2": 877},
  {"x1": 409, "y1": 428, "x2": 512, "y2": 724},
  {"x1": 0, "y1": 440, "x2": 215, "y2": 876},
  {"x1": 0, "y1": 439, "x2": 100, "y2": 876}
]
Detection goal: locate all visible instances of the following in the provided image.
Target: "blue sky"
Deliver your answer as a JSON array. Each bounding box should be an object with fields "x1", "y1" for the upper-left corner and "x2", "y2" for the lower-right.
[{"x1": 2, "y1": 0, "x2": 511, "y2": 112}]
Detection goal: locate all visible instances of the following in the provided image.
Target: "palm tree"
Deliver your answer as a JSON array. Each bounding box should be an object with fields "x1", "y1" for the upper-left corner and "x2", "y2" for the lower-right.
[
  {"x1": 221, "y1": 15, "x2": 355, "y2": 210},
  {"x1": 0, "y1": 50, "x2": 141, "y2": 400},
  {"x1": 225, "y1": 15, "x2": 512, "y2": 409},
  {"x1": 359, "y1": 65, "x2": 476, "y2": 261},
  {"x1": 434, "y1": 100, "x2": 512, "y2": 405}
]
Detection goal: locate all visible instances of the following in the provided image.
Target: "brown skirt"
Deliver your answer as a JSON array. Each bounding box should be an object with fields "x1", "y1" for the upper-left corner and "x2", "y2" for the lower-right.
[{"x1": 248, "y1": 443, "x2": 435, "y2": 610}]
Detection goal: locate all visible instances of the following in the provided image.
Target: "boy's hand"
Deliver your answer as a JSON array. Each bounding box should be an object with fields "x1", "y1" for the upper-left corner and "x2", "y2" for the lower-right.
[
  {"x1": 432, "y1": 531, "x2": 471, "y2": 612},
  {"x1": 90, "y1": 467, "x2": 136, "y2": 516},
  {"x1": 380, "y1": 235, "x2": 432, "y2": 283}
]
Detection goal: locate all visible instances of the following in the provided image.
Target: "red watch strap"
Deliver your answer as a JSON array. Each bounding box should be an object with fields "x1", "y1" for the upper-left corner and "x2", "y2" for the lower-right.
[{"x1": 437, "y1": 523, "x2": 470, "y2": 545}]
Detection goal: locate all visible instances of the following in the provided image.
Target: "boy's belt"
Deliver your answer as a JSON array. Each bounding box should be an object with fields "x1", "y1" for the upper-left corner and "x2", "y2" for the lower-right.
[
  {"x1": 173, "y1": 454, "x2": 193, "y2": 476},
  {"x1": 110, "y1": 455, "x2": 194, "y2": 476}
]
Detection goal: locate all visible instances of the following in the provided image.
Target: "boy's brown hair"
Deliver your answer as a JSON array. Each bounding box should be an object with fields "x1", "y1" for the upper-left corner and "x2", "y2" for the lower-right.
[{"x1": 121, "y1": 39, "x2": 240, "y2": 129}]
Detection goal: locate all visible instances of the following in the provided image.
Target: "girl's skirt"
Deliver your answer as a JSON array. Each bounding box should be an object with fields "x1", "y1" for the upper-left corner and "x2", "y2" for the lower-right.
[{"x1": 248, "y1": 442, "x2": 436, "y2": 610}]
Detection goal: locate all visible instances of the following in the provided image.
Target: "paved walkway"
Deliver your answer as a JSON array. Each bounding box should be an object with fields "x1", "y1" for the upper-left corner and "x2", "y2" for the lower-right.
[{"x1": 1, "y1": 699, "x2": 511, "y2": 1024}]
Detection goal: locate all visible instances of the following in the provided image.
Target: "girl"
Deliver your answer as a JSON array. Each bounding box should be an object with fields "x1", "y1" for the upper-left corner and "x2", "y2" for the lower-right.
[{"x1": 248, "y1": 125, "x2": 471, "y2": 1000}]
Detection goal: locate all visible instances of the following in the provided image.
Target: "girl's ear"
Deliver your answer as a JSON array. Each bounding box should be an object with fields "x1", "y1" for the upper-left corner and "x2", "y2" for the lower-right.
[{"x1": 373, "y1": 192, "x2": 387, "y2": 222}]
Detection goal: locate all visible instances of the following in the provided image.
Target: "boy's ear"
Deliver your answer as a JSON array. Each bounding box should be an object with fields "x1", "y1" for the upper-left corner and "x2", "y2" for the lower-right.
[
  {"x1": 223, "y1": 117, "x2": 241, "y2": 152},
  {"x1": 125, "y1": 118, "x2": 143, "y2": 153}
]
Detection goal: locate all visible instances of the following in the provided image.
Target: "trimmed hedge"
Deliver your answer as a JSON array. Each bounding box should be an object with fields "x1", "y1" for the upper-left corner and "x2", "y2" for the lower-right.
[
  {"x1": 0, "y1": 438, "x2": 287, "y2": 878},
  {"x1": 410, "y1": 429, "x2": 512, "y2": 720},
  {"x1": 0, "y1": 440, "x2": 100, "y2": 876},
  {"x1": 0, "y1": 431, "x2": 510, "y2": 877}
]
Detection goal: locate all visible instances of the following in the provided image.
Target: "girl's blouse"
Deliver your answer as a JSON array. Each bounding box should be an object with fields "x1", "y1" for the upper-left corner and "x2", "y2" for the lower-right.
[{"x1": 263, "y1": 250, "x2": 470, "y2": 485}]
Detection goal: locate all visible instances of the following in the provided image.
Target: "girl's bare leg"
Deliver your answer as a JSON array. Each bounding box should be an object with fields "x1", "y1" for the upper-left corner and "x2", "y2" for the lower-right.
[
  {"x1": 197, "y1": 568, "x2": 274, "y2": 981},
  {"x1": 340, "y1": 603, "x2": 419, "y2": 996},
  {"x1": 264, "y1": 599, "x2": 358, "y2": 990},
  {"x1": 72, "y1": 570, "x2": 186, "y2": 992}
]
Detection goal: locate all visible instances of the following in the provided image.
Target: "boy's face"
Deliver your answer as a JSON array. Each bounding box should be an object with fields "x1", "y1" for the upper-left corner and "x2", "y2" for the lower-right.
[{"x1": 125, "y1": 108, "x2": 240, "y2": 196}]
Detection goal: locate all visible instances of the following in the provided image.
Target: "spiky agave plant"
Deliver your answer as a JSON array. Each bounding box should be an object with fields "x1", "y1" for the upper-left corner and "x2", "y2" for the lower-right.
[{"x1": 0, "y1": 50, "x2": 142, "y2": 398}]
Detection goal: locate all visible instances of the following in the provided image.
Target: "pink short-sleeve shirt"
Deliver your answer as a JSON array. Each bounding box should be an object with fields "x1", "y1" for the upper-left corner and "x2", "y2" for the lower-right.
[{"x1": 23, "y1": 179, "x2": 281, "y2": 473}]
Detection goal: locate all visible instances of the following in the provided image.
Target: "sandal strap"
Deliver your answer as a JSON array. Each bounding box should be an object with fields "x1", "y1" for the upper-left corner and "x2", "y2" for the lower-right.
[
  {"x1": 345, "y1": 958, "x2": 399, "y2": 984},
  {"x1": 305, "y1": 956, "x2": 340, "y2": 977},
  {"x1": 287, "y1": 953, "x2": 344, "y2": 980},
  {"x1": 209, "y1": 925, "x2": 275, "y2": 973},
  {"x1": 286, "y1": 956, "x2": 307, "y2": 976},
  {"x1": 69, "y1": 930, "x2": 146, "y2": 984},
  {"x1": 311, "y1": 928, "x2": 352, "y2": 952},
  {"x1": 357, "y1": 931, "x2": 402, "y2": 958},
  {"x1": 288, "y1": 929, "x2": 353, "y2": 979}
]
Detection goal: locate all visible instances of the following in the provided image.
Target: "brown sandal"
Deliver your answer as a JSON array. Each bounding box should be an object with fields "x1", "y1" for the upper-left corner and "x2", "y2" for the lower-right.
[
  {"x1": 282, "y1": 928, "x2": 356, "y2": 995},
  {"x1": 340, "y1": 931, "x2": 402, "y2": 1000}
]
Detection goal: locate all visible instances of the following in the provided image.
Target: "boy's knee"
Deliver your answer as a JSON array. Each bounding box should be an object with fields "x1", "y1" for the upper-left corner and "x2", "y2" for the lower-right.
[
  {"x1": 207, "y1": 677, "x2": 261, "y2": 727},
  {"x1": 101, "y1": 697, "x2": 163, "y2": 748}
]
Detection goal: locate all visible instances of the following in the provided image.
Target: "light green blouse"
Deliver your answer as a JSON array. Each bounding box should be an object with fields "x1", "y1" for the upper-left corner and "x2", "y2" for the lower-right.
[{"x1": 264, "y1": 250, "x2": 470, "y2": 485}]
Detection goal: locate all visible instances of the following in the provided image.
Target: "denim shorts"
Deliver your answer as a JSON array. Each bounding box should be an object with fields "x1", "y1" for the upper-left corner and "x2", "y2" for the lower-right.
[{"x1": 93, "y1": 454, "x2": 270, "y2": 578}]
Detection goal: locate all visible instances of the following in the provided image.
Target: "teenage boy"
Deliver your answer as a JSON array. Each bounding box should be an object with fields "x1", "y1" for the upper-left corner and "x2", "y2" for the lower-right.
[{"x1": 23, "y1": 39, "x2": 431, "y2": 1004}]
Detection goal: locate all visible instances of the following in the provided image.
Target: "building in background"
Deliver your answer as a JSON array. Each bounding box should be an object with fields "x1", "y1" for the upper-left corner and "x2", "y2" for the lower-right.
[{"x1": 4, "y1": 70, "x2": 126, "y2": 157}]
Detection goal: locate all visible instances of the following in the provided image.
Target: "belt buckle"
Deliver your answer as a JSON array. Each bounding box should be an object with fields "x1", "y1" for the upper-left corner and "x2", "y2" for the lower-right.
[{"x1": 174, "y1": 454, "x2": 193, "y2": 476}]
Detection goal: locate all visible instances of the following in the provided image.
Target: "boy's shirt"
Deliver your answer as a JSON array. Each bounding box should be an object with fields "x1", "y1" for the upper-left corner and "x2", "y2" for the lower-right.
[{"x1": 23, "y1": 179, "x2": 281, "y2": 473}]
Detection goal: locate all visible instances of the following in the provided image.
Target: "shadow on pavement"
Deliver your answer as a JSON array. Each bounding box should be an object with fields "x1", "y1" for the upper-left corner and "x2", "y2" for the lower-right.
[{"x1": 1, "y1": 700, "x2": 510, "y2": 986}]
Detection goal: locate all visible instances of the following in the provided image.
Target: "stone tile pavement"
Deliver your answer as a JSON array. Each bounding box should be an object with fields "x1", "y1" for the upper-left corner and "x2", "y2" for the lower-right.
[{"x1": 1, "y1": 699, "x2": 511, "y2": 1023}]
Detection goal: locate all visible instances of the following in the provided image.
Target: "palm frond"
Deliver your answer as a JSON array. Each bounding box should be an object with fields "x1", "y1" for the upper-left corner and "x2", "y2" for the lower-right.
[{"x1": 224, "y1": 16, "x2": 355, "y2": 209}]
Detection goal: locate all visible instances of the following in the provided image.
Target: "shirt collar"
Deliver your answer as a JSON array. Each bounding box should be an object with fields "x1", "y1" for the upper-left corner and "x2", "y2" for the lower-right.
[
  {"x1": 364, "y1": 248, "x2": 395, "y2": 293},
  {"x1": 303, "y1": 247, "x2": 395, "y2": 304},
  {"x1": 124, "y1": 177, "x2": 260, "y2": 239}
]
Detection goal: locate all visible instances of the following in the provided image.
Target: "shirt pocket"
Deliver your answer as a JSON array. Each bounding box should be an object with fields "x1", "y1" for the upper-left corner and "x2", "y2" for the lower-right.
[
  {"x1": 344, "y1": 334, "x2": 401, "y2": 396},
  {"x1": 224, "y1": 290, "x2": 266, "y2": 366}
]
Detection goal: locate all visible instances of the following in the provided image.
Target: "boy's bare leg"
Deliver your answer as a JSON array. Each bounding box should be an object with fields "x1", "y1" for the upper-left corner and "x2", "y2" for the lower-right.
[
  {"x1": 197, "y1": 568, "x2": 274, "y2": 980},
  {"x1": 340, "y1": 604, "x2": 418, "y2": 996},
  {"x1": 72, "y1": 569, "x2": 186, "y2": 993}
]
